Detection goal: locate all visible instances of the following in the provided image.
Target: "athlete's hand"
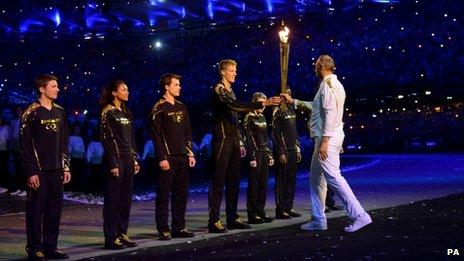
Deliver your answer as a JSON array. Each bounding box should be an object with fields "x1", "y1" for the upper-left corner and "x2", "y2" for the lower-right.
[
  {"x1": 27, "y1": 175, "x2": 40, "y2": 190},
  {"x1": 280, "y1": 93, "x2": 294, "y2": 104},
  {"x1": 62, "y1": 171, "x2": 71, "y2": 184},
  {"x1": 296, "y1": 152, "x2": 302, "y2": 163},
  {"x1": 134, "y1": 163, "x2": 140, "y2": 175},
  {"x1": 110, "y1": 168, "x2": 120, "y2": 177},
  {"x1": 159, "y1": 160, "x2": 170, "y2": 171},
  {"x1": 240, "y1": 147, "x2": 247, "y2": 158},
  {"x1": 189, "y1": 156, "x2": 196, "y2": 168},
  {"x1": 262, "y1": 96, "x2": 281, "y2": 107},
  {"x1": 279, "y1": 154, "x2": 287, "y2": 164},
  {"x1": 319, "y1": 138, "x2": 329, "y2": 161},
  {"x1": 268, "y1": 158, "x2": 274, "y2": 166},
  {"x1": 250, "y1": 160, "x2": 257, "y2": 168}
]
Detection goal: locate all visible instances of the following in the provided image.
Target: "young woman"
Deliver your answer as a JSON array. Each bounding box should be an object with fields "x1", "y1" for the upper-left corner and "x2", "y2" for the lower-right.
[{"x1": 100, "y1": 80, "x2": 140, "y2": 249}]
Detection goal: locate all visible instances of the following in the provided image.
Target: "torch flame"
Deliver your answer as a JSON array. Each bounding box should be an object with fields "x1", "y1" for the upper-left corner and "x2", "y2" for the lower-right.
[{"x1": 279, "y1": 26, "x2": 290, "y2": 44}]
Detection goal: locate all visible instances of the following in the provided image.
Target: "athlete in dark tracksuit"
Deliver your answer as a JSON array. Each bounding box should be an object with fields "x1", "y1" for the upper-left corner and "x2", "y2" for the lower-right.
[
  {"x1": 151, "y1": 97, "x2": 195, "y2": 239},
  {"x1": 21, "y1": 100, "x2": 70, "y2": 260},
  {"x1": 101, "y1": 104, "x2": 139, "y2": 249},
  {"x1": 244, "y1": 110, "x2": 274, "y2": 223},
  {"x1": 208, "y1": 60, "x2": 280, "y2": 233},
  {"x1": 208, "y1": 82, "x2": 264, "y2": 231},
  {"x1": 272, "y1": 104, "x2": 302, "y2": 218}
]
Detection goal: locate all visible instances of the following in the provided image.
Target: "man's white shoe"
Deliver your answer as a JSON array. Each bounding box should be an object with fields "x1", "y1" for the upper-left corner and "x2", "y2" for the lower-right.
[
  {"x1": 10, "y1": 189, "x2": 21, "y2": 195},
  {"x1": 0, "y1": 187, "x2": 8, "y2": 194},
  {"x1": 300, "y1": 221, "x2": 328, "y2": 231},
  {"x1": 17, "y1": 191, "x2": 27, "y2": 197},
  {"x1": 344, "y1": 213, "x2": 372, "y2": 232}
]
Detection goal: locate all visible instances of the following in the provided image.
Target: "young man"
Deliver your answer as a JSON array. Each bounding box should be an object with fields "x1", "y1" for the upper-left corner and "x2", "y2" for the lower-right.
[
  {"x1": 272, "y1": 89, "x2": 302, "y2": 219},
  {"x1": 151, "y1": 73, "x2": 196, "y2": 240},
  {"x1": 282, "y1": 55, "x2": 372, "y2": 232},
  {"x1": 20, "y1": 75, "x2": 71, "y2": 260},
  {"x1": 208, "y1": 59, "x2": 281, "y2": 233}
]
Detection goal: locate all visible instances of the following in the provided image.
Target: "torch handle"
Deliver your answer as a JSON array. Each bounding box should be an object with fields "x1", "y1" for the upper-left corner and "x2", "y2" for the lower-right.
[{"x1": 280, "y1": 42, "x2": 289, "y2": 94}]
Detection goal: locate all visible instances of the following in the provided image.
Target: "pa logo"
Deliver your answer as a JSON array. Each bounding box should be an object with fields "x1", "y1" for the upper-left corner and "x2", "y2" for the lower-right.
[{"x1": 447, "y1": 249, "x2": 460, "y2": 256}]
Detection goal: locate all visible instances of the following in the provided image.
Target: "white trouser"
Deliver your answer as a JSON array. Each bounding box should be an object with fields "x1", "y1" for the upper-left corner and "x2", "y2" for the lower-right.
[{"x1": 310, "y1": 134, "x2": 367, "y2": 223}]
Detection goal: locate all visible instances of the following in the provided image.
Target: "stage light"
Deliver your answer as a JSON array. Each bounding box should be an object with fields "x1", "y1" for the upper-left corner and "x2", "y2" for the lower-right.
[
  {"x1": 207, "y1": 1, "x2": 214, "y2": 19},
  {"x1": 425, "y1": 91, "x2": 431, "y2": 95},
  {"x1": 266, "y1": 0, "x2": 273, "y2": 13},
  {"x1": 155, "y1": 41, "x2": 162, "y2": 48}
]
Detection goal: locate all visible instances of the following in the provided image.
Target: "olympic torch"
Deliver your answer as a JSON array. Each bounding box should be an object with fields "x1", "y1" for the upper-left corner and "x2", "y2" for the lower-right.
[
  {"x1": 279, "y1": 22, "x2": 290, "y2": 95},
  {"x1": 278, "y1": 22, "x2": 290, "y2": 109}
]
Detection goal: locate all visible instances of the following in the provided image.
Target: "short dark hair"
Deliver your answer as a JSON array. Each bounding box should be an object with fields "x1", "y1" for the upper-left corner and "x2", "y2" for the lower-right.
[
  {"x1": 159, "y1": 73, "x2": 181, "y2": 94},
  {"x1": 35, "y1": 74, "x2": 58, "y2": 94}
]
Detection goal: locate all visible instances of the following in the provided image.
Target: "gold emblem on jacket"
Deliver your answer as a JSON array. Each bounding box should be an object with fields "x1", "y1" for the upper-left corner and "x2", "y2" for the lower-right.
[
  {"x1": 116, "y1": 117, "x2": 131, "y2": 125},
  {"x1": 168, "y1": 111, "x2": 183, "y2": 123},
  {"x1": 41, "y1": 118, "x2": 60, "y2": 131}
]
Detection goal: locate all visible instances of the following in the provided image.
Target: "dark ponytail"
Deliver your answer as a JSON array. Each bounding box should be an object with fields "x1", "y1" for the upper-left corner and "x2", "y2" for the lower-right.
[{"x1": 99, "y1": 80, "x2": 132, "y2": 119}]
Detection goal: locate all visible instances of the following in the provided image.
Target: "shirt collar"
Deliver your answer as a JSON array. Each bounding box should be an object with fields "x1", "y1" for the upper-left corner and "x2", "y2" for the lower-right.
[{"x1": 323, "y1": 74, "x2": 337, "y2": 81}]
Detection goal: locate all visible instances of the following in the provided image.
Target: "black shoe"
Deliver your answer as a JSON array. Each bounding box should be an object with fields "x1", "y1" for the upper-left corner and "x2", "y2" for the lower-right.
[
  {"x1": 208, "y1": 220, "x2": 228, "y2": 233},
  {"x1": 248, "y1": 216, "x2": 264, "y2": 224},
  {"x1": 44, "y1": 249, "x2": 69, "y2": 259},
  {"x1": 28, "y1": 250, "x2": 45, "y2": 261},
  {"x1": 159, "y1": 231, "x2": 171, "y2": 240},
  {"x1": 260, "y1": 215, "x2": 274, "y2": 223},
  {"x1": 325, "y1": 208, "x2": 332, "y2": 213},
  {"x1": 275, "y1": 212, "x2": 291, "y2": 219},
  {"x1": 105, "y1": 238, "x2": 125, "y2": 250},
  {"x1": 118, "y1": 234, "x2": 137, "y2": 247},
  {"x1": 227, "y1": 218, "x2": 251, "y2": 230},
  {"x1": 172, "y1": 229, "x2": 195, "y2": 238},
  {"x1": 288, "y1": 210, "x2": 302, "y2": 217}
]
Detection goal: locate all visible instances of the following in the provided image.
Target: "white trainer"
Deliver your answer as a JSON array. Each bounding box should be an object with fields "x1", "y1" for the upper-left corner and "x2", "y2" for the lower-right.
[
  {"x1": 300, "y1": 221, "x2": 328, "y2": 231},
  {"x1": 0, "y1": 187, "x2": 8, "y2": 194},
  {"x1": 10, "y1": 189, "x2": 21, "y2": 195},
  {"x1": 345, "y1": 213, "x2": 372, "y2": 232},
  {"x1": 18, "y1": 191, "x2": 27, "y2": 197}
]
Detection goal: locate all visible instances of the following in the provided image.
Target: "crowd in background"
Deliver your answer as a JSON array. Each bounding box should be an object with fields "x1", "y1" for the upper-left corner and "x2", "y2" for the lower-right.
[{"x1": 0, "y1": 0, "x2": 463, "y2": 193}]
